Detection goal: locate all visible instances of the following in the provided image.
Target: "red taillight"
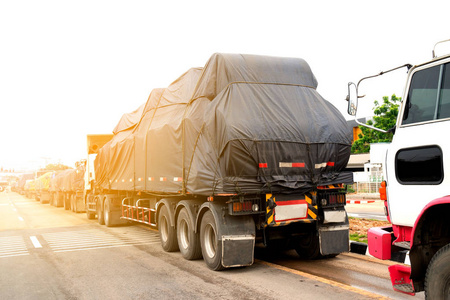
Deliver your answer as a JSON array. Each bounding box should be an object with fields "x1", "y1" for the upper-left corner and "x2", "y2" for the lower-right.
[
  {"x1": 233, "y1": 201, "x2": 253, "y2": 212},
  {"x1": 379, "y1": 181, "x2": 387, "y2": 201},
  {"x1": 259, "y1": 163, "x2": 268, "y2": 168}
]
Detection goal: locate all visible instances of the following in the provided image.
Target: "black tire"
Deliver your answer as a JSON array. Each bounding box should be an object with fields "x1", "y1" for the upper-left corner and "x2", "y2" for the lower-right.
[
  {"x1": 64, "y1": 194, "x2": 70, "y2": 210},
  {"x1": 70, "y1": 194, "x2": 74, "y2": 211},
  {"x1": 158, "y1": 205, "x2": 178, "y2": 252},
  {"x1": 97, "y1": 197, "x2": 105, "y2": 225},
  {"x1": 294, "y1": 231, "x2": 322, "y2": 260},
  {"x1": 73, "y1": 195, "x2": 78, "y2": 212},
  {"x1": 177, "y1": 208, "x2": 202, "y2": 260},
  {"x1": 425, "y1": 243, "x2": 450, "y2": 299},
  {"x1": 56, "y1": 192, "x2": 63, "y2": 207},
  {"x1": 86, "y1": 195, "x2": 96, "y2": 219},
  {"x1": 104, "y1": 197, "x2": 113, "y2": 227},
  {"x1": 200, "y1": 211, "x2": 224, "y2": 271}
]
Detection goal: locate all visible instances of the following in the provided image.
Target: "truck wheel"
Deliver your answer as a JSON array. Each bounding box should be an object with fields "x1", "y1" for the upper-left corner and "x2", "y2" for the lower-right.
[
  {"x1": 200, "y1": 211, "x2": 224, "y2": 271},
  {"x1": 177, "y1": 208, "x2": 202, "y2": 260},
  {"x1": 294, "y1": 231, "x2": 321, "y2": 260},
  {"x1": 97, "y1": 198, "x2": 105, "y2": 225},
  {"x1": 56, "y1": 192, "x2": 63, "y2": 207},
  {"x1": 158, "y1": 205, "x2": 178, "y2": 252},
  {"x1": 73, "y1": 195, "x2": 78, "y2": 212},
  {"x1": 104, "y1": 198, "x2": 114, "y2": 227},
  {"x1": 86, "y1": 195, "x2": 96, "y2": 219},
  {"x1": 64, "y1": 194, "x2": 70, "y2": 210},
  {"x1": 425, "y1": 243, "x2": 450, "y2": 299},
  {"x1": 70, "y1": 194, "x2": 74, "y2": 211}
]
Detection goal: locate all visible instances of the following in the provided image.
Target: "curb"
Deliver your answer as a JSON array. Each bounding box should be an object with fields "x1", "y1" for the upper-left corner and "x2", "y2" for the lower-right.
[{"x1": 346, "y1": 200, "x2": 376, "y2": 204}]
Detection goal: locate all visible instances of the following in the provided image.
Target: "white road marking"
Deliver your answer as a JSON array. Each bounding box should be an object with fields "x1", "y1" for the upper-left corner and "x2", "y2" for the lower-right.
[
  {"x1": 0, "y1": 236, "x2": 29, "y2": 258},
  {"x1": 42, "y1": 228, "x2": 160, "y2": 253},
  {"x1": 30, "y1": 236, "x2": 42, "y2": 248}
]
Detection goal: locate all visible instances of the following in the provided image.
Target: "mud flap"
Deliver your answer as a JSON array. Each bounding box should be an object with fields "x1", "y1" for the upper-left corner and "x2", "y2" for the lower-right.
[
  {"x1": 222, "y1": 235, "x2": 255, "y2": 268},
  {"x1": 198, "y1": 202, "x2": 256, "y2": 268},
  {"x1": 319, "y1": 225, "x2": 349, "y2": 255}
]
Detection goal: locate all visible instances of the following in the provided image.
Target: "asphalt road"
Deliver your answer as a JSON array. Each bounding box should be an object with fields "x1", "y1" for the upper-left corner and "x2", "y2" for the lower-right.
[
  {"x1": 0, "y1": 192, "x2": 422, "y2": 299},
  {"x1": 346, "y1": 200, "x2": 387, "y2": 221}
]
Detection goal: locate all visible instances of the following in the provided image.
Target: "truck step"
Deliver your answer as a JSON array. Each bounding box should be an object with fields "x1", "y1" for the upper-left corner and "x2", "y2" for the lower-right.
[
  {"x1": 393, "y1": 283, "x2": 414, "y2": 293},
  {"x1": 393, "y1": 241, "x2": 411, "y2": 249}
]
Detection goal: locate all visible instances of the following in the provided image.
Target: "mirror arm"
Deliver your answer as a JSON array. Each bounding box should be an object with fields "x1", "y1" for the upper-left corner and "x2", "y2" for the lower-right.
[
  {"x1": 356, "y1": 64, "x2": 412, "y2": 90},
  {"x1": 354, "y1": 116, "x2": 389, "y2": 134},
  {"x1": 351, "y1": 63, "x2": 412, "y2": 133}
]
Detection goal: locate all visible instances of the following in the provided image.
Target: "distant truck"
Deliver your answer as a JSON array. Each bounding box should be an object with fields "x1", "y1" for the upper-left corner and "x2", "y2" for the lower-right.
[
  {"x1": 48, "y1": 162, "x2": 86, "y2": 212},
  {"x1": 17, "y1": 173, "x2": 35, "y2": 195},
  {"x1": 347, "y1": 40, "x2": 450, "y2": 298},
  {"x1": 35, "y1": 172, "x2": 53, "y2": 203},
  {"x1": 87, "y1": 53, "x2": 353, "y2": 270},
  {"x1": 0, "y1": 181, "x2": 8, "y2": 192}
]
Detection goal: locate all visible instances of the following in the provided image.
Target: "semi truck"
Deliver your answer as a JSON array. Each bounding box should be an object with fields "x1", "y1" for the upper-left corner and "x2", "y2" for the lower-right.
[
  {"x1": 87, "y1": 53, "x2": 353, "y2": 270},
  {"x1": 347, "y1": 39, "x2": 450, "y2": 298},
  {"x1": 35, "y1": 171, "x2": 53, "y2": 204},
  {"x1": 49, "y1": 163, "x2": 86, "y2": 212},
  {"x1": 16, "y1": 173, "x2": 35, "y2": 195}
]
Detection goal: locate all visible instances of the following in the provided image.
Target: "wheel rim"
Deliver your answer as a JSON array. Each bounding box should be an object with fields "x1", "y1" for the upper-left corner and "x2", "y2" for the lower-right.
[
  {"x1": 179, "y1": 219, "x2": 189, "y2": 250},
  {"x1": 160, "y1": 216, "x2": 168, "y2": 243},
  {"x1": 204, "y1": 224, "x2": 216, "y2": 258}
]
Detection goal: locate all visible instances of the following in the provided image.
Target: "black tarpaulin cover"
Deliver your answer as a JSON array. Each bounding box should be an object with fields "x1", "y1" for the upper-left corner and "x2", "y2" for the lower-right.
[
  {"x1": 50, "y1": 166, "x2": 85, "y2": 193},
  {"x1": 95, "y1": 53, "x2": 352, "y2": 196}
]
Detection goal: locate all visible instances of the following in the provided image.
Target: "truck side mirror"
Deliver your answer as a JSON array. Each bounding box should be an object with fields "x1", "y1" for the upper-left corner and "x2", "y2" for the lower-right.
[{"x1": 346, "y1": 82, "x2": 358, "y2": 116}]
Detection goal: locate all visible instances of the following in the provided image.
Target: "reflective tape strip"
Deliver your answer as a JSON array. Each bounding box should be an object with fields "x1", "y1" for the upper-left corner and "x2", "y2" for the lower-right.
[
  {"x1": 148, "y1": 177, "x2": 154, "y2": 181},
  {"x1": 279, "y1": 162, "x2": 305, "y2": 168},
  {"x1": 315, "y1": 162, "x2": 335, "y2": 169},
  {"x1": 173, "y1": 177, "x2": 183, "y2": 182},
  {"x1": 160, "y1": 177, "x2": 167, "y2": 182}
]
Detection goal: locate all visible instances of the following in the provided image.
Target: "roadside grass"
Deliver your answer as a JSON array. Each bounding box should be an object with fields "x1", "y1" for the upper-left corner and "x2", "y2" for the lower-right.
[
  {"x1": 349, "y1": 217, "x2": 390, "y2": 244},
  {"x1": 350, "y1": 232, "x2": 368, "y2": 243}
]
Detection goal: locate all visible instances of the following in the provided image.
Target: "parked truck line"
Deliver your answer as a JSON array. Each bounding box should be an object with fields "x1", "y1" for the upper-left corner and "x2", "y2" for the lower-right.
[{"x1": 34, "y1": 53, "x2": 354, "y2": 271}]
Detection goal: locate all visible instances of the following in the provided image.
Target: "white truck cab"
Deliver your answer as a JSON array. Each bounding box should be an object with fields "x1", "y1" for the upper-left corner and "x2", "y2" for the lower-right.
[{"x1": 347, "y1": 39, "x2": 450, "y2": 298}]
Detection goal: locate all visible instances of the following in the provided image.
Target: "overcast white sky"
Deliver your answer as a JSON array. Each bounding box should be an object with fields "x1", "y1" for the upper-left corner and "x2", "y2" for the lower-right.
[{"x1": 1, "y1": 0, "x2": 449, "y2": 171}]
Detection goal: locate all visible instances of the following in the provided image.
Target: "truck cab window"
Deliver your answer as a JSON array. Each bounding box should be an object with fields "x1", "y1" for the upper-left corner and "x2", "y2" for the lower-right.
[
  {"x1": 403, "y1": 63, "x2": 450, "y2": 124},
  {"x1": 403, "y1": 65, "x2": 440, "y2": 124}
]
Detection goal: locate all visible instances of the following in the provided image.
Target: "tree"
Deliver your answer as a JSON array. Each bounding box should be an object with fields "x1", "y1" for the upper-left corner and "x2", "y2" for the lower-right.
[
  {"x1": 351, "y1": 94, "x2": 401, "y2": 154},
  {"x1": 42, "y1": 163, "x2": 71, "y2": 171}
]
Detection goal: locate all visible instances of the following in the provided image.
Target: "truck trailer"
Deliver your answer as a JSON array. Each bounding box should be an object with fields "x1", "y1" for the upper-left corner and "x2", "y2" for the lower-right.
[
  {"x1": 347, "y1": 39, "x2": 450, "y2": 298},
  {"x1": 49, "y1": 163, "x2": 86, "y2": 212},
  {"x1": 87, "y1": 53, "x2": 353, "y2": 270}
]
